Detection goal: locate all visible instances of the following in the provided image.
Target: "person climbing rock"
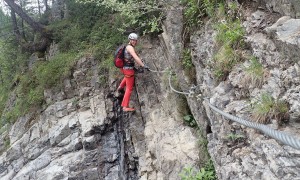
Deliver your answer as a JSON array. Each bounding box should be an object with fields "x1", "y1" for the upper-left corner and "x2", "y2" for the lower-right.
[{"x1": 117, "y1": 33, "x2": 149, "y2": 112}]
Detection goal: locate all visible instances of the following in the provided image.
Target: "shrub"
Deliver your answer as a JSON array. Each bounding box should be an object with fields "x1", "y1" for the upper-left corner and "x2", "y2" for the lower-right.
[
  {"x1": 211, "y1": 1, "x2": 245, "y2": 81},
  {"x1": 0, "y1": 89, "x2": 9, "y2": 119},
  {"x1": 181, "y1": 0, "x2": 224, "y2": 40},
  {"x1": 34, "y1": 52, "x2": 77, "y2": 89},
  {"x1": 2, "y1": 102, "x2": 22, "y2": 124},
  {"x1": 203, "y1": 0, "x2": 224, "y2": 18},
  {"x1": 179, "y1": 160, "x2": 217, "y2": 180},
  {"x1": 214, "y1": 19, "x2": 245, "y2": 49},
  {"x1": 78, "y1": 0, "x2": 164, "y2": 35},
  {"x1": 252, "y1": 93, "x2": 289, "y2": 124},
  {"x1": 0, "y1": 52, "x2": 77, "y2": 124},
  {"x1": 181, "y1": 0, "x2": 204, "y2": 29},
  {"x1": 183, "y1": 114, "x2": 197, "y2": 127},
  {"x1": 49, "y1": 20, "x2": 89, "y2": 52},
  {"x1": 213, "y1": 44, "x2": 240, "y2": 81},
  {"x1": 183, "y1": 49, "x2": 194, "y2": 69}
]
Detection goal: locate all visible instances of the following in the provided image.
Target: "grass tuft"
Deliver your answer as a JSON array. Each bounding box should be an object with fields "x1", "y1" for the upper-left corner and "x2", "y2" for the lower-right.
[
  {"x1": 252, "y1": 93, "x2": 289, "y2": 124},
  {"x1": 243, "y1": 56, "x2": 265, "y2": 88}
]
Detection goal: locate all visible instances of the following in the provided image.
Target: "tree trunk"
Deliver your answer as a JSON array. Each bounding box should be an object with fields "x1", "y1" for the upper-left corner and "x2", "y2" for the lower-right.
[
  {"x1": 11, "y1": 9, "x2": 20, "y2": 35},
  {"x1": 5, "y1": 0, "x2": 51, "y2": 52},
  {"x1": 18, "y1": 1, "x2": 27, "y2": 41},
  {"x1": 10, "y1": 9, "x2": 23, "y2": 42},
  {"x1": 44, "y1": 0, "x2": 49, "y2": 12},
  {"x1": 4, "y1": 0, "x2": 46, "y2": 36},
  {"x1": 37, "y1": 0, "x2": 41, "y2": 18}
]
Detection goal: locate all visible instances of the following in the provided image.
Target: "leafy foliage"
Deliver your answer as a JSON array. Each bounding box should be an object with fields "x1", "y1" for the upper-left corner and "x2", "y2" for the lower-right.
[
  {"x1": 0, "y1": 38, "x2": 30, "y2": 121},
  {"x1": 179, "y1": 160, "x2": 217, "y2": 180},
  {"x1": 77, "y1": 0, "x2": 165, "y2": 35},
  {"x1": 180, "y1": 0, "x2": 225, "y2": 37},
  {"x1": 183, "y1": 114, "x2": 197, "y2": 127},
  {"x1": 202, "y1": 0, "x2": 224, "y2": 18},
  {"x1": 0, "y1": 0, "x2": 127, "y2": 125},
  {"x1": 0, "y1": 9, "x2": 12, "y2": 37},
  {"x1": 182, "y1": 48, "x2": 197, "y2": 84},
  {"x1": 181, "y1": 0, "x2": 204, "y2": 29},
  {"x1": 50, "y1": 20, "x2": 88, "y2": 52},
  {"x1": 0, "y1": 52, "x2": 76, "y2": 124},
  {"x1": 49, "y1": 2, "x2": 125, "y2": 63},
  {"x1": 182, "y1": 49, "x2": 194, "y2": 69}
]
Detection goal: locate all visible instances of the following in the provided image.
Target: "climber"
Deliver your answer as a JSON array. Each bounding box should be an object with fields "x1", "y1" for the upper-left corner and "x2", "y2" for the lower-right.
[{"x1": 117, "y1": 33, "x2": 149, "y2": 112}]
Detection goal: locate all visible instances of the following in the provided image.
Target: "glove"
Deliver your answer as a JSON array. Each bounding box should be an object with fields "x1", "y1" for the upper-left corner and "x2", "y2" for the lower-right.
[
  {"x1": 143, "y1": 65, "x2": 150, "y2": 71},
  {"x1": 135, "y1": 67, "x2": 144, "y2": 73}
]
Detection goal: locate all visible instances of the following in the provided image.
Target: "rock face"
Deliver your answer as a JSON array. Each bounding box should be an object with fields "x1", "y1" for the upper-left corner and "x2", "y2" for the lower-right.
[
  {"x1": 1, "y1": 0, "x2": 300, "y2": 180},
  {"x1": 0, "y1": 52, "x2": 200, "y2": 179},
  {"x1": 261, "y1": 0, "x2": 300, "y2": 18},
  {"x1": 0, "y1": 2, "x2": 200, "y2": 180},
  {"x1": 189, "y1": 1, "x2": 300, "y2": 180}
]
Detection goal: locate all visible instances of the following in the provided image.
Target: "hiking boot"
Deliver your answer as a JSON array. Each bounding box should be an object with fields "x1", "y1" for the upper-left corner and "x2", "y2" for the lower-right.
[
  {"x1": 116, "y1": 87, "x2": 125, "y2": 97},
  {"x1": 123, "y1": 107, "x2": 135, "y2": 112},
  {"x1": 117, "y1": 86, "x2": 124, "y2": 92}
]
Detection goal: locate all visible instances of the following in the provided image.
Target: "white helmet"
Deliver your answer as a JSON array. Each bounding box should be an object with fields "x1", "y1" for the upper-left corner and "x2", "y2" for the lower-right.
[{"x1": 128, "y1": 33, "x2": 138, "y2": 40}]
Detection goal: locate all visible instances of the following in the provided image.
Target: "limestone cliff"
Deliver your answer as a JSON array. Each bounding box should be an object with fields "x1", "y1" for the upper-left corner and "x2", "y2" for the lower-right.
[{"x1": 0, "y1": 0, "x2": 300, "y2": 180}]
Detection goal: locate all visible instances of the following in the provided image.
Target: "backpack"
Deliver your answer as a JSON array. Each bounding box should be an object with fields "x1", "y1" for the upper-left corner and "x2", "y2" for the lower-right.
[{"x1": 114, "y1": 45, "x2": 126, "y2": 68}]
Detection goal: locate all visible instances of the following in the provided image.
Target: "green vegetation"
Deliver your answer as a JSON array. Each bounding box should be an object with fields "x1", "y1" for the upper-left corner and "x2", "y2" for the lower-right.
[
  {"x1": 244, "y1": 56, "x2": 264, "y2": 88},
  {"x1": 181, "y1": 0, "x2": 245, "y2": 81},
  {"x1": 181, "y1": 0, "x2": 204, "y2": 30},
  {"x1": 203, "y1": 0, "x2": 225, "y2": 18},
  {"x1": 211, "y1": 1, "x2": 245, "y2": 81},
  {"x1": 180, "y1": 129, "x2": 216, "y2": 179},
  {"x1": 0, "y1": 1, "x2": 127, "y2": 125},
  {"x1": 34, "y1": 53, "x2": 77, "y2": 88},
  {"x1": 183, "y1": 49, "x2": 194, "y2": 69},
  {"x1": 77, "y1": 0, "x2": 165, "y2": 35},
  {"x1": 226, "y1": 133, "x2": 244, "y2": 141},
  {"x1": 0, "y1": 89, "x2": 9, "y2": 123},
  {"x1": 0, "y1": 37, "x2": 30, "y2": 125},
  {"x1": 49, "y1": 1, "x2": 125, "y2": 54},
  {"x1": 180, "y1": 0, "x2": 224, "y2": 42},
  {"x1": 214, "y1": 19, "x2": 245, "y2": 49},
  {"x1": 181, "y1": 0, "x2": 225, "y2": 29},
  {"x1": 182, "y1": 48, "x2": 196, "y2": 83},
  {"x1": 183, "y1": 114, "x2": 197, "y2": 127},
  {"x1": 4, "y1": 138, "x2": 10, "y2": 149},
  {"x1": 1, "y1": 52, "x2": 77, "y2": 125},
  {"x1": 179, "y1": 160, "x2": 217, "y2": 180},
  {"x1": 213, "y1": 44, "x2": 240, "y2": 80},
  {"x1": 252, "y1": 93, "x2": 289, "y2": 124}
]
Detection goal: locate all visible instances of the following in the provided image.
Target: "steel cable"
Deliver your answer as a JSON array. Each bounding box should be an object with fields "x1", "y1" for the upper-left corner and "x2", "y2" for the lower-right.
[
  {"x1": 146, "y1": 66, "x2": 300, "y2": 150},
  {"x1": 148, "y1": 68, "x2": 169, "y2": 73},
  {"x1": 205, "y1": 100, "x2": 300, "y2": 150},
  {"x1": 168, "y1": 72, "x2": 191, "y2": 95}
]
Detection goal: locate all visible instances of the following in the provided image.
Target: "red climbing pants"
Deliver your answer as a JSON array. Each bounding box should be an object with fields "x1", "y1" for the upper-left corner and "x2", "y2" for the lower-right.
[{"x1": 119, "y1": 69, "x2": 135, "y2": 108}]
